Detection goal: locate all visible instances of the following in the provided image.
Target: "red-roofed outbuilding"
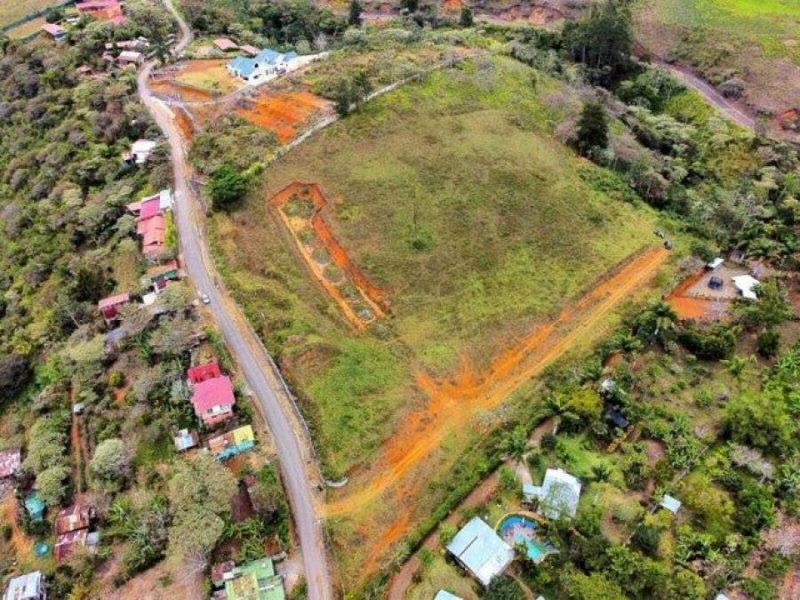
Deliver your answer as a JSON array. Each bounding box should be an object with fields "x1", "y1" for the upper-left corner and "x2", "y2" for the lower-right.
[
  {"x1": 187, "y1": 361, "x2": 222, "y2": 384},
  {"x1": 98, "y1": 293, "x2": 130, "y2": 322}
]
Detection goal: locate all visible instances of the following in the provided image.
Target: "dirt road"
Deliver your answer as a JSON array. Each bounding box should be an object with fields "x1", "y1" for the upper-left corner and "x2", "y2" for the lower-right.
[
  {"x1": 138, "y1": 3, "x2": 333, "y2": 599},
  {"x1": 327, "y1": 247, "x2": 669, "y2": 519}
]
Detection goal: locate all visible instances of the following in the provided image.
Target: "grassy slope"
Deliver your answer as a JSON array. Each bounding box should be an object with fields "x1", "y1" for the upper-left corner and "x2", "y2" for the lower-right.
[
  {"x1": 211, "y1": 56, "x2": 660, "y2": 478},
  {"x1": 0, "y1": 0, "x2": 64, "y2": 28}
]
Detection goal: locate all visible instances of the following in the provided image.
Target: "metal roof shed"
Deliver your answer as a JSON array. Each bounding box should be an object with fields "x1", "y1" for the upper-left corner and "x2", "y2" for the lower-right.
[
  {"x1": 446, "y1": 517, "x2": 514, "y2": 586},
  {"x1": 434, "y1": 592, "x2": 463, "y2": 600}
]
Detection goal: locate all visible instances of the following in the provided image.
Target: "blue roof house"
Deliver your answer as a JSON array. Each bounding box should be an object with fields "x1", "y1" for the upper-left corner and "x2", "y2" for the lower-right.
[
  {"x1": 227, "y1": 48, "x2": 298, "y2": 84},
  {"x1": 446, "y1": 517, "x2": 514, "y2": 586}
]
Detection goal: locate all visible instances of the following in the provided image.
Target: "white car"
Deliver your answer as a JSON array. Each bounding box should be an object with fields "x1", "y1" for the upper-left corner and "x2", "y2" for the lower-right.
[{"x1": 200, "y1": 292, "x2": 211, "y2": 305}]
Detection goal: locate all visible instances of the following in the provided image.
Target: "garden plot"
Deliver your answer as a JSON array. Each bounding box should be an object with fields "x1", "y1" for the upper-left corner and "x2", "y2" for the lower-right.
[
  {"x1": 234, "y1": 90, "x2": 332, "y2": 143},
  {"x1": 269, "y1": 182, "x2": 388, "y2": 330}
]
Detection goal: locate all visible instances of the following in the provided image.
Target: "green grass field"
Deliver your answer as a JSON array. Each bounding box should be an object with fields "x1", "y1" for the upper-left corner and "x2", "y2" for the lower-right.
[
  {"x1": 635, "y1": 0, "x2": 800, "y2": 114},
  {"x1": 0, "y1": 0, "x2": 64, "y2": 29},
  {"x1": 210, "y1": 56, "x2": 661, "y2": 479}
]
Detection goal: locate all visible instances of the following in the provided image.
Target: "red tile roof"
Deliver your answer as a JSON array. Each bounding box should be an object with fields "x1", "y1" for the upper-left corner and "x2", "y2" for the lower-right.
[
  {"x1": 191, "y1": 375, "x2": 235, "y2": 413},
  {"x1": 214, "y1": 38, "x2": 238, "y2": 51},
  {"x1": 98, "y1": 293, "x2": 130, "y2": 309},
  {"x1": 240, "y1": 45, "x2": 259, "y2": 57},
  {"x1": 187, "y1": 361, "x2": 222, "y2": 384},
  {"x1": 138, "y1": 196, "x2": 161, "y2": 219},
  {"x1": 0, "y1": 448, "x2": 21, "y2": 479},
  {"x1": 76, "y1": 0, "x2": 119, "y2": 9}
]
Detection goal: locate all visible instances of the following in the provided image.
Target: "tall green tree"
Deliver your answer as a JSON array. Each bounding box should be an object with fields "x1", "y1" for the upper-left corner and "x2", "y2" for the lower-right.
[
  {"x1": 576, "y1": 102, "x2": 609, "y2": 155},
  {"x1": 562, "y1": 0, "x2": 635, "y2": 86},
  {"x1": 459, "y1": 5, "x2": 473, "y2": 27},
  {"x1": 348, "y1": 0, "x2": 362, "y2": 26},
  {"x1": 209, "y1": 164, "x2": 249, "y2": 211}
]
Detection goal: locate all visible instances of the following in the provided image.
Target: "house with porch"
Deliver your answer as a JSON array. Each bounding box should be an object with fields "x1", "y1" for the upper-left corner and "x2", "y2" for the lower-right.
[
  {"x1": 446, "y1": 517, "x2": 514, "y2": 586},
  {"x1": 188, "y1": 362, "x2": 235, "y2": 427},
  {"x1": 227, "y1": 48, "x2": 298, "y2": 84},
  {"x1": 207, "y1": 425, "x2": 255, "y2": 460}
]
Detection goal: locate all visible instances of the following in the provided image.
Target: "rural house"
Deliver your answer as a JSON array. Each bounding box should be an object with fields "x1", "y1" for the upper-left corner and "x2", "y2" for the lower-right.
[
  {"x1": 227, "y1": 48, "x2": 298, "y2": 84},
  {"x1": 732, "y1": 274, "x2": 760, "y2": 300},
  {"x1": 118, "y1": 50, "x2": 143, "y2": 65},
  {"x1": 98, "y1": 292, "x2": 130, "y2": 323},
  {"x1": 0, "y1": 448, "x2": 21, "y2": 480},
  {"x1": 207, "y1": 425, "x2": 255, "y2": 460},
  {"x1": 54, "y1": 505, "x2": 95, "y2": 562},
  {"x1": 128, "y1": 139, "x2": 157, "y2": 164},
  {"x1": 145, "y1": 259, "x2": 180, "y2": 291},
  {"x1": 41, "y1": 23, "x2": 66, "y2": 40},
  {"x1": 214, "y1": 38, "x2": 238, "y2": 52},
  {"x1": 240, "y1": 45, "x2": 260, "y2": 57},
  {"x1": 24, "y1": 493, "x2": 46, "y2": 523},
  {"x1": 3, "y1": 571, "x2": 46, "y2": 600},
  {"x1": 446, "y1": 517, "x2": 514, "y2": 586},
  {"x1": 188, "y1": 362, "x2": 235, "y2": 426},
  {"x1": 174, "y1": 428, "x2": 200, "y2": 452},
  {"x1": 434, "y1": 592, "x2": 463, "y2": 600},
  {"x1": 75, "y1": 0, "x2": 125, "y2": 25},
  {"x1": 523, "y1": 468, "x2": 582, "y2": 520},
  {"x1": 212, "y1": 557, "x2": 285, "y2": 600}
]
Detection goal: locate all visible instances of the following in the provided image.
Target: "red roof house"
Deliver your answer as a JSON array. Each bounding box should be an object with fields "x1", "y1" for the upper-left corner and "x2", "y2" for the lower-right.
[
  {"x1": 98, "y1": 292, "x2": 130, "y2": 322},
  {"x1": 187, "y1": 361, "x2": 222, "y2": 384},
  {"x1": 240, "y1": 45, "x2": 260, "y2": 57},
  {"x1": 190, "y1": 375, "x2": 235, "y2": 427},
  {"x1": 76, "y1": 0, "x2": 124, "y2": 23},
  {"x1": 55, "y1": 505, "x2": 93, "y2": 536},
  {"x1": 138, "y1": 214, "x2": 166, "y2": 258},
  {"x1": 0, "y1": 448, "x2": 21, "y2": 479}
]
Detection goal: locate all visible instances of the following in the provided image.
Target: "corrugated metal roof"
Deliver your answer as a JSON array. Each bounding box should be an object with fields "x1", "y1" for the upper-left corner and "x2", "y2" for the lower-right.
[{"x1": 446, "y1": 517, "x2": 514, "y2": 586}]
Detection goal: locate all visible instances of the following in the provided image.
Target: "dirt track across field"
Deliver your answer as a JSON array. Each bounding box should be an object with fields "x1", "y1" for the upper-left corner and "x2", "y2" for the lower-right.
[{"x1": 327, "y1": 246, "x2": 669, "y2": 524}]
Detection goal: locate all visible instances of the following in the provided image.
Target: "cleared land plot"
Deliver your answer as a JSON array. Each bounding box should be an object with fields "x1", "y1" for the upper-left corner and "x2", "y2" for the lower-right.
[
  {"x1": 173, "y1": 59, "x2": 242, "y2": 95},
  {"x1": 235, "y1": 90, "x2": 331, "y2": 143},
  {"x1": 635, "y1": 0, "x2": 800, "y2": 116},
  {"x1": 5, "y1": 16, "x2": 46, "y2": 39},
  {"x1": 212, "y1": 56, "x2": 670, "y2": 585}
]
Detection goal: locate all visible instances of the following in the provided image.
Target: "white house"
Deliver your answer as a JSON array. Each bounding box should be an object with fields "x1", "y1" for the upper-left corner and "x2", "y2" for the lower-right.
[
  {"x1": 523, "y1": 468, "x2": 582, "y2": 520},
  {"x1": 227, "y1": 48, "x2": 298, "y2": 84},
  {"x1": 732, "y1": 274, "x2": 760, "y2": 300},
  {"x1": 660, "y1": 494, "x2": 682, "y2": 514},
  {"x1": 4, "y1": 571, "x2": 46, "y2": 600},
  {"x1": 130, "y1": 139, "x2": 157, "y2": 164},
  {"x1": 446, "y1": 517, "x2": 514, "y2": 586}
]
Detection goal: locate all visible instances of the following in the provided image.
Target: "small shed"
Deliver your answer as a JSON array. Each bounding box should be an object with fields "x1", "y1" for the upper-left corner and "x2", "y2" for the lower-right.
[
  {"x1": 98, "y1": 292, "x2": 130, "y2": 322},
  {"x1": 446, "y1": 517, "x2": 514, "y2": 586},
  {"x1": 130, "y1": 139, "x2": 157, "y2": 164},
  {"x1": 174, "y1": 429, "x2": 199, "y2": 452},
  {"x1": 732, "y1": 275, "x2": 759, "y2": 300},
  {"x1": 605, "y1": 407, "x2": 629, "y2": 430},
  {"x1": 706, "y1": 257, "x2": 724, "y2": 270},
  {"x1": 240, "y1": 44, "x2": 260, "y2": 57},
  {"x1": 42, "y1": 23, "x2": 66, "y2": 40},
  {"x1": 660, "y1": 494, "x2": 682, "y2": 514},
  {"x1": 118, "y1": 50, "x2": 143, "y2": 65},
  {"x1": 214, "y1": 38, "x2": 239, "y2": 51}
]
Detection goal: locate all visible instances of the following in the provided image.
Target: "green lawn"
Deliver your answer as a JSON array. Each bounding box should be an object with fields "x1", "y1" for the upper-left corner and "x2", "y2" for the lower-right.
[
  {"x1": 0, "y1": 0, "x2": 64, "y2": 28},
  {"x1": 211, "y1": 56, "x2": 661, "y2": 478}
]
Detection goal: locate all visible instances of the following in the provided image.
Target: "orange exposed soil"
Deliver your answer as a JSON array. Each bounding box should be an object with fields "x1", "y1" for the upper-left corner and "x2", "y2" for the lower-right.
[
  {"x1": 440, "y1": 0, "x2": 461, "y2": 14},
  {"x1": 236, "y1": 91, "x2": 331, "y2": 143},
  {"x1": 666, "y1": 270, "x2": 730, "y2": 321},
  {"x1": 174, "y1": 106, "x2": 195, "y2": 142},
  {"x1": 269, "y1": 182, "x2": 388, "y2": 329},
  {"x1": 327, "y1": 246, "x2": 669, "y2": 539},
  {"x1": 150, "y1": 79, "x2": 213, "y2": 103},
  {"x1": 3, "y1": 495, "x2": 33, "y2": 562}
]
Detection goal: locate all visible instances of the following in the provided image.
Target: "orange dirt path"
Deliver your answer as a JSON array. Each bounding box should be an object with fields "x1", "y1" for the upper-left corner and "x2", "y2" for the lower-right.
[
  {"x1": 3, "y1": 495, "x2": 33, "y2": 562},
  {"x1": 326, "y1": 246, "x2": 669, "y2": 519},
  {"x1": 269, "y1": 182, "x2": 388, "y2": 329}
]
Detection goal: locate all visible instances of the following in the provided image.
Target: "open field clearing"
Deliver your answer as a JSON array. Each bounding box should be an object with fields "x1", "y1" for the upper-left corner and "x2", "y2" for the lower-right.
[
  {"x1": 5, "y1": 16, "x2": 46, "y2": 38},
  {"x1": 635, "y1": 0, "x2": 800, "y2": 118},
  {"x1": 210, "y1": 55, "x2": 674, "y2": 586},
  {"x1": 235, "y1": 90, "x2": 331, "y2": 142},
  {"x1": 0, "y1": 0, "x2": 62, "y2": 28}
]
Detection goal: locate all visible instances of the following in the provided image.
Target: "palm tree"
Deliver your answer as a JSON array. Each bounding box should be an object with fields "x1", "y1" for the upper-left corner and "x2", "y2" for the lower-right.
[
  {"x1": 636, "y1": 300, "x2": 678, "y2": 345},
  {"x1": 502, "y1": 426, "x2": 529, "y2": 461},
  {"x1": 722, "y1": 355, "x2": 754, "y2": 380}
]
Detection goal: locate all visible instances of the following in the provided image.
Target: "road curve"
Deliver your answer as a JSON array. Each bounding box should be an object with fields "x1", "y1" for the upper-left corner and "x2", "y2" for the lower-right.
[{"x1": 137, "y1": 3, "x2": 334, "y2": 599}]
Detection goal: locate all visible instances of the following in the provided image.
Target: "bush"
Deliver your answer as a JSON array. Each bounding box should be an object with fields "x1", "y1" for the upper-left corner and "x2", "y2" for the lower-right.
[
  {"x1": 756, "y1": 329, "x2": 780, "y2": 358},
  {"x1": 678, "y1": 323, "x2": 736, "y2": 360},
  {"x1": 209, "y1": 164, "x2": 249, "y2": 212}
]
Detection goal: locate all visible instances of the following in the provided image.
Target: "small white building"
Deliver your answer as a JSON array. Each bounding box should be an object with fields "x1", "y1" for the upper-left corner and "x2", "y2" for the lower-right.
[
  {"x1": 732, "y1": 274, "x2": 760, "y2": 300},
  {"x1": 118, "y1": 50, "x2": 144, "y2": 65},
  {"x1": 446, "y1": 517, "x2": 514, "y2": 587},
  {"x1": 660, "y1": 494, "x2": 682, "y2": 514},
  {"x1": 707, "y1": 257, "x2": 724, "y2": 270},
  {"x1": 130, "y1": 139, "x2": 157, "y2": 164},
  {"x1": 3, "y1": 571, "x2": 46, "y2": 600},
  {"x1": 433, "y1": 592, "x2": 463, "y2": 600},
  {"x1": 523, "y1": 468, "x2": 582, "y2": 520}
]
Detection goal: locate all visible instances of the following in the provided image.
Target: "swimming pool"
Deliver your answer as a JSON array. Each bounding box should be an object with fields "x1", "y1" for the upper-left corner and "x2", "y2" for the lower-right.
[{"x1": 498, "y1": 515, "x2": 556, "y2": 562}]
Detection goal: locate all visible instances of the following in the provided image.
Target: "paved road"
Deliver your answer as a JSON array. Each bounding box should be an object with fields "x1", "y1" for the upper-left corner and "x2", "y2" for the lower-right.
[{"x1": 137, "y1": 3, "x2": 333, "y2": 599}]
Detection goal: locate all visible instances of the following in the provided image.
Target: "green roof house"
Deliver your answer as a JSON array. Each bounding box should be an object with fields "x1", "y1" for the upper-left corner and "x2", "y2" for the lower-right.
[{"x1": 224, "y1": 558, "x2": 285, "y2": 600}]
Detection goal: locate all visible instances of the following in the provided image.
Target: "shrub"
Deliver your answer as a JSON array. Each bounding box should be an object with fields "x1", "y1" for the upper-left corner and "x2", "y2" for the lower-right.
[{"x1": 678, "y1": 323, "x2": 736, "y2": 360}]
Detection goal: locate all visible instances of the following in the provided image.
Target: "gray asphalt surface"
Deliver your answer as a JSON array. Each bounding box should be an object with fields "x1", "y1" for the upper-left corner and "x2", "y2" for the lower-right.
[{"x1": 137, "y1": 3, "x2": 333, "y2": 598}]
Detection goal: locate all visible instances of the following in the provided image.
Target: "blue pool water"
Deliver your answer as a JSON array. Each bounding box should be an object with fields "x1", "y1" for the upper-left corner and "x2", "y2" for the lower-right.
[{"x1": 498, "y1": 515, "x2": 556, "y2": 562}]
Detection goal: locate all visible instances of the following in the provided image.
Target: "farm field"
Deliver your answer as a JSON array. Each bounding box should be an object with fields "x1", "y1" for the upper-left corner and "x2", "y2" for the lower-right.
[
  {"x1": 210, "y1": 55, "x2": 675, "y2": 587},
  {"x1": 635, "y1": 0, "x2": 800, "y2": 117},
  {"x1": 0, "y1": 0, "x2": 62, "y2": 28}
]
